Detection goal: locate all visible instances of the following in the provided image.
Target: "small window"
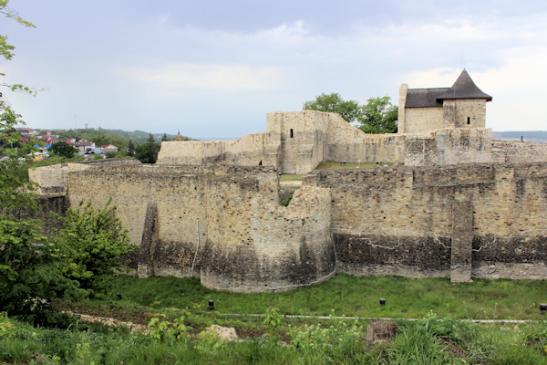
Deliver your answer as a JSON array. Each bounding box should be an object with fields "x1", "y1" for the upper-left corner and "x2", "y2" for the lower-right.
[
  {"x1": 258, "y1": 160, "x2": 262, "y2": 166},
  {"x1": 290, "y1": 129, "x2": 294, "y2": 138},
  {"x1": 466, "y1": 117, "x2": 471, "y2": 125}
]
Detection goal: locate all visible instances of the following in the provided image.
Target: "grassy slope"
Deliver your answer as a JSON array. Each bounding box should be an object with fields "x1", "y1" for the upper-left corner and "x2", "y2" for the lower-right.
[{"x1": 65, "y1": 274, "x2": 546, "y2": 321}]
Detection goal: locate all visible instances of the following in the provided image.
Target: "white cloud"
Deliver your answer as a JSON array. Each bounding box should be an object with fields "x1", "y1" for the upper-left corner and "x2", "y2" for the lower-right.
[
  {"x1": 124, "y1": 63, "x2": 286, "y2": 93},
  {"x1": 402, "y1": 45, "x2": 547, "y2": 130}
]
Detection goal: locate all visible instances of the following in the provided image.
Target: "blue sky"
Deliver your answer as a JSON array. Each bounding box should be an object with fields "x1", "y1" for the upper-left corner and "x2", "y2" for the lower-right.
[{"x1": 2, "y1": 0, "x2": 547, "y2": 138}]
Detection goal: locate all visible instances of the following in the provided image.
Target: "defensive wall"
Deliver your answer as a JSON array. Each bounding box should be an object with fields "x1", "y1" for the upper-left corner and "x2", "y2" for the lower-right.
[
  {"x1": 65, "y1": 165, "x2": 335, "y2": 292},
  {"x1": 305, "y1": 163, "x2": 546, "y2": 281},
  {"x1": 157, "y1": 110, "x2": 546, "y2": 174},
  {"x1": 32, "y1": 160, "x2": 547, "y2": 292}
]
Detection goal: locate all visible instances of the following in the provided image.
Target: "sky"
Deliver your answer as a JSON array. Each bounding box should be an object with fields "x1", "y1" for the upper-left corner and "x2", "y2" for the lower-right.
[{"x1": 2, "y1": 0, "x2": 547, "y2": 138}]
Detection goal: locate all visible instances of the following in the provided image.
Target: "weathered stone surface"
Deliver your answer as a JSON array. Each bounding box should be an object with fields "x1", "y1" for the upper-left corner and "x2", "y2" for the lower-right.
[
  {"x1": 204, "y1": 325, "x2": 238, "y2": 342},
  {"x1": 31, "y1": 161, "x2": 547, "y2": 292},
  {"x1": 451, "y1": 197, "x2": 473, "y2": 283}
]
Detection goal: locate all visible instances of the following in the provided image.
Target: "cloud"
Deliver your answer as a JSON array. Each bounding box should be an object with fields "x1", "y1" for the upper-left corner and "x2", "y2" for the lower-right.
[
  {"x1": 124, "y1": 63, "x2": 287, "y2": 93},
  {"x1": 401, "y1": 45, "x2": 547, "y2": 131}
]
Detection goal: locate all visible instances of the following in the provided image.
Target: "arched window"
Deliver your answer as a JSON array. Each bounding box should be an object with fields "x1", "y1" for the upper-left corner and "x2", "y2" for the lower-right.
[{"x1": 290, "y1": 129, "x2": 294, "y2": 138}]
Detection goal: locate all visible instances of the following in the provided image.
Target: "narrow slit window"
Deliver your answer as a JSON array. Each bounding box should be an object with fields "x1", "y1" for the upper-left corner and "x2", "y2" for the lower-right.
[
  {"x1": 290, "y1": 129, "x2": 294, "y2": 138},
  {"x1": 467, "y1": 117, "x2": 471, "y2": 125}
]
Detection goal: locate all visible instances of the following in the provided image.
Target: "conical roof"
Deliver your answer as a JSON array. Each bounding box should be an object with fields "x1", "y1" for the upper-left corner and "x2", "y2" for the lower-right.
[{"x1": 437, "y1": 69, "x2": 492, "y2": 101}]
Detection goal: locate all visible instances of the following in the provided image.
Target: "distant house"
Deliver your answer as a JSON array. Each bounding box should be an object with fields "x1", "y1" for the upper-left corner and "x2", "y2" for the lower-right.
[
  {"x1": 74, "y1": 140, "x2": 96, "y2": 154},
  {"x1": 101, "y1": 144, "x2": 119, "y2": 154}
]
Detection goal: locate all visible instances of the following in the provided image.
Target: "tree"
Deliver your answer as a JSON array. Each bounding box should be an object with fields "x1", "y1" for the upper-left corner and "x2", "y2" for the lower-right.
[
  {"x1": 0, "y1": 219, "x2": 81, "y2": 318},
  {"x1": 50, "y1": 141, "x2": 76, "y2": 158},
  {"x1": 358, "y1": 96, "x2": 398, "y2": 134},
  {"x1": 303, "y1": 93, "x2": 361, "y2": 123},
  {"x1": 161, "y1": 133, "x2": 168, "y2": 142},
  {"x1": 55, "y1": 201, "x2": 133, "y2": 291},
  {"x1": 1, "y1": 0, "x2": 35, "y2": 158},
  {"x1": 127, "y1": 139, "x2": 135, "y2": 157},
  {"x1": 135, "y1": 134, "x2": 160, "y2": 164}
]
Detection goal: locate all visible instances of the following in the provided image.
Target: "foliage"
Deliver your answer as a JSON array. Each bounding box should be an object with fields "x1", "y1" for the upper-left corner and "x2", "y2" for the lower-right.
[
  {"x1": 0, "y1": 102, "x2": 25, "y2": 157},
  {"x1": 56, "y1": 201, "x2": 134, "y2": 291},
  {"x1": 135, "y1": 134, "x2": 160, "y2": 164},
  {"x1": 288, "y1": 319, "x2": 364, "y2": 363},
  {"x1": 262, "y1": 307, "x2": 283, "y2": 329},
  {"x1": 303, "y1": 93, "x2": 361, "y2": 123},
  {"x1": 127, "y1": 139, "x2": 135, "y2": 157},
  {"x1": 49, "y1": 141, "x2": 76, "y2": 158},
  {"x1": 0, "y1": 219, "x2": 81, "y2": 319},
  {"x1": 148, "y1": 315, "x2": 188, "y2": 343},
  {"x1": 303, "y1": 93, "x2": 398, "y2": 133},
  {"x1": 0, "y1": 159, "x2": 35, "y2": 214},
  {"x1": 359, "y1": 96, "x2": 398, "y2": 133}
]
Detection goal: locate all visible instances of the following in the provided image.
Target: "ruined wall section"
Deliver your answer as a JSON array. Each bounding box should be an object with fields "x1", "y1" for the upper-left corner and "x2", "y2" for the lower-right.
[
  {"x1": 157, "y1": 133, "x2": 281, "y2": 169},
  {"x1": 491, "y1": 140, "x2": 547, "y2": 164},
  {"x1": 305, "y1": 163, "x2": 546, "y2": 279},
  {"x1": 404, "y1": 128, "x2": 493, "y2": 166},
  {"x1": 29, "y1": 163, "x2": 92, "y2": 195},
  {"x1": 66, "y1": 165, "x2": 335, "y2": 292},
  {"x1": 325, "y1": 113, "x2": 406, "y2": 164},
  {"x1": 266, "y1": 111, "x2": 330, "y2": 174}
]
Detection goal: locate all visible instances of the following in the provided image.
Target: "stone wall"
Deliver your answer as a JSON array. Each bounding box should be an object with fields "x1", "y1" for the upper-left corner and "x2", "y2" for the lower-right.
[
  {"x1": 443, "y1": 99, "x2": 487, "y2": 128},
  {"x1": 157, "y1": 132, "x2": 281, "y2": 168},
  {"x1": 404, "y1": 128, "x2": 493, "y2": 166},
  {"x1": 266, "y1": 111, "x2": 329, "y2": 174},
  {"x1": 66, "y1": 164, "x2": 335, "y2": 292},
  {"x1": 305, "y1": 163, "x2": 546, "y2": 280},
  {"x1": 404, "y1": 107, "x2": 445, "y2": 134},
  {"x1": 491, "y1": 140, "x2": 547, "y2": 164},
  {"x1": 29, "y1": 163, "x2": 91, "y2": 195},
  {"x1": 34, "y1": 160, "x2": 547, "y2": 292},
  {"x1": 155, "y1": 110, "x2": 537, "y2": 174}
]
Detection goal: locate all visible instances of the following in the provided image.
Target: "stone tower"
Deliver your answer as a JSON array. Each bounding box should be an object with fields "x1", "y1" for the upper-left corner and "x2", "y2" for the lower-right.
[{"x1": 398, "y1": 69, "x2": 492, "y2": 134}]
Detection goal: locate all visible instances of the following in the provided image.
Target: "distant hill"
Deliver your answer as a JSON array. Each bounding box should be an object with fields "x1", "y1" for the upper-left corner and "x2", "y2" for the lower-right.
[
  {"x1": 492, "y1": 131, "x2": 547, "y2": 143},
  {"x1": 36, "y1": 128, "x2": 190, "y2": 148}
]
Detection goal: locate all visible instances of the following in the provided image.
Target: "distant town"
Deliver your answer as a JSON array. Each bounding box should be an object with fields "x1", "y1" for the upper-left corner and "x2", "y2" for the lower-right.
[{"x1": 1, "y1": 127, "x2": 187, "y2": 163}]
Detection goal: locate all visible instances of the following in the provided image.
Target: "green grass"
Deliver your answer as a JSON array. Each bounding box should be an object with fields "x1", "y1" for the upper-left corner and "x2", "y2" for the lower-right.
[
  {"x1": 61, "y1": 274, "x2": 547, "y2": 321},
  {"x1": 2, "y1": 313, "x2": 545, "y2": 364},
  {"x1": 279, "y1": 174, "x2": 304, "y2": 182},
  {"x1": 315, "y1": 161, "x2": 392, "y2": 170}
]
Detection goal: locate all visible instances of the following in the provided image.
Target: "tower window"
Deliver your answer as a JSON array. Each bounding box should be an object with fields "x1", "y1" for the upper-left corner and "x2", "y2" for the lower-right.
[
  {"x1": 467, "y1": 117, "x2": 471, "y2": 125},
  {"x1": 290, "y1": 129, "x2": 294, "y2": 138}
]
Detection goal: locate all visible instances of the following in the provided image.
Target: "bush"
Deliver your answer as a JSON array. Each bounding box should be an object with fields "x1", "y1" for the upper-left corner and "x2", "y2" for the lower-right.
[
  {"x1": 50, "y1": 141, "x2": 76, "y2": 158},
  {"x1": 56, "y1": 201, "x2": 134, "y2": 292},
  {"x1": 0, "y1": 219, "x2": 81, "y2": 321}
]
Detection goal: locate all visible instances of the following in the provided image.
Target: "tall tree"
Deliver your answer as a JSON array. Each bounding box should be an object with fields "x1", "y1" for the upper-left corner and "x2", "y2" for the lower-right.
[
  {"x1": 50, "y1": 141, "x2": 76, "y2": 158},
  {"x1": 127, "y1": 139, "x2": 135, "y2": 157},
  {"x1": 135, "y1": 134, "x2": 160, "y2": 164},
  {"x1": 303, "y1": 93, "x2": 361, "y2": 123},
  {"x1": 358, "y1": 97, "x2": 398, "y2": 134},
  {"x1": 303, "y1": 93, "x2": 398, "y2": 134}
]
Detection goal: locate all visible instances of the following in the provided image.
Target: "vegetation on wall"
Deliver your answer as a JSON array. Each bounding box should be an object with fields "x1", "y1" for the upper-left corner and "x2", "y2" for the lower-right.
[{"x1": 303, "y1": 93, "x2": 398, "y2": 133}]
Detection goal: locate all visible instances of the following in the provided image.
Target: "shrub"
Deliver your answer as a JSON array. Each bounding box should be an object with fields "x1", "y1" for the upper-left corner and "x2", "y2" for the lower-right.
[
  {"x1": 56, "y1": 201, "x2": 134, "y2": 291},
  {"x1": 148, "y1": 315, "x2": 188, "y2": 343},
  {"x1": 0, "y1": 219, "x2": 81, "y2": 320}
]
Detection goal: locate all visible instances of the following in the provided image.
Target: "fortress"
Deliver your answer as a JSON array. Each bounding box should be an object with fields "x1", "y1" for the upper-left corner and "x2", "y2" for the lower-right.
[{"x1": 31, "y1": 70, "x2": 547, "y2": 292}]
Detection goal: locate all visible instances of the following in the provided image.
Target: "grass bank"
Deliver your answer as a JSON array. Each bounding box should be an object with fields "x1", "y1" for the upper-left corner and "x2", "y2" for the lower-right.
[{"x1": 60, "y1": 273, "x2": 546, "y2": 321}]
